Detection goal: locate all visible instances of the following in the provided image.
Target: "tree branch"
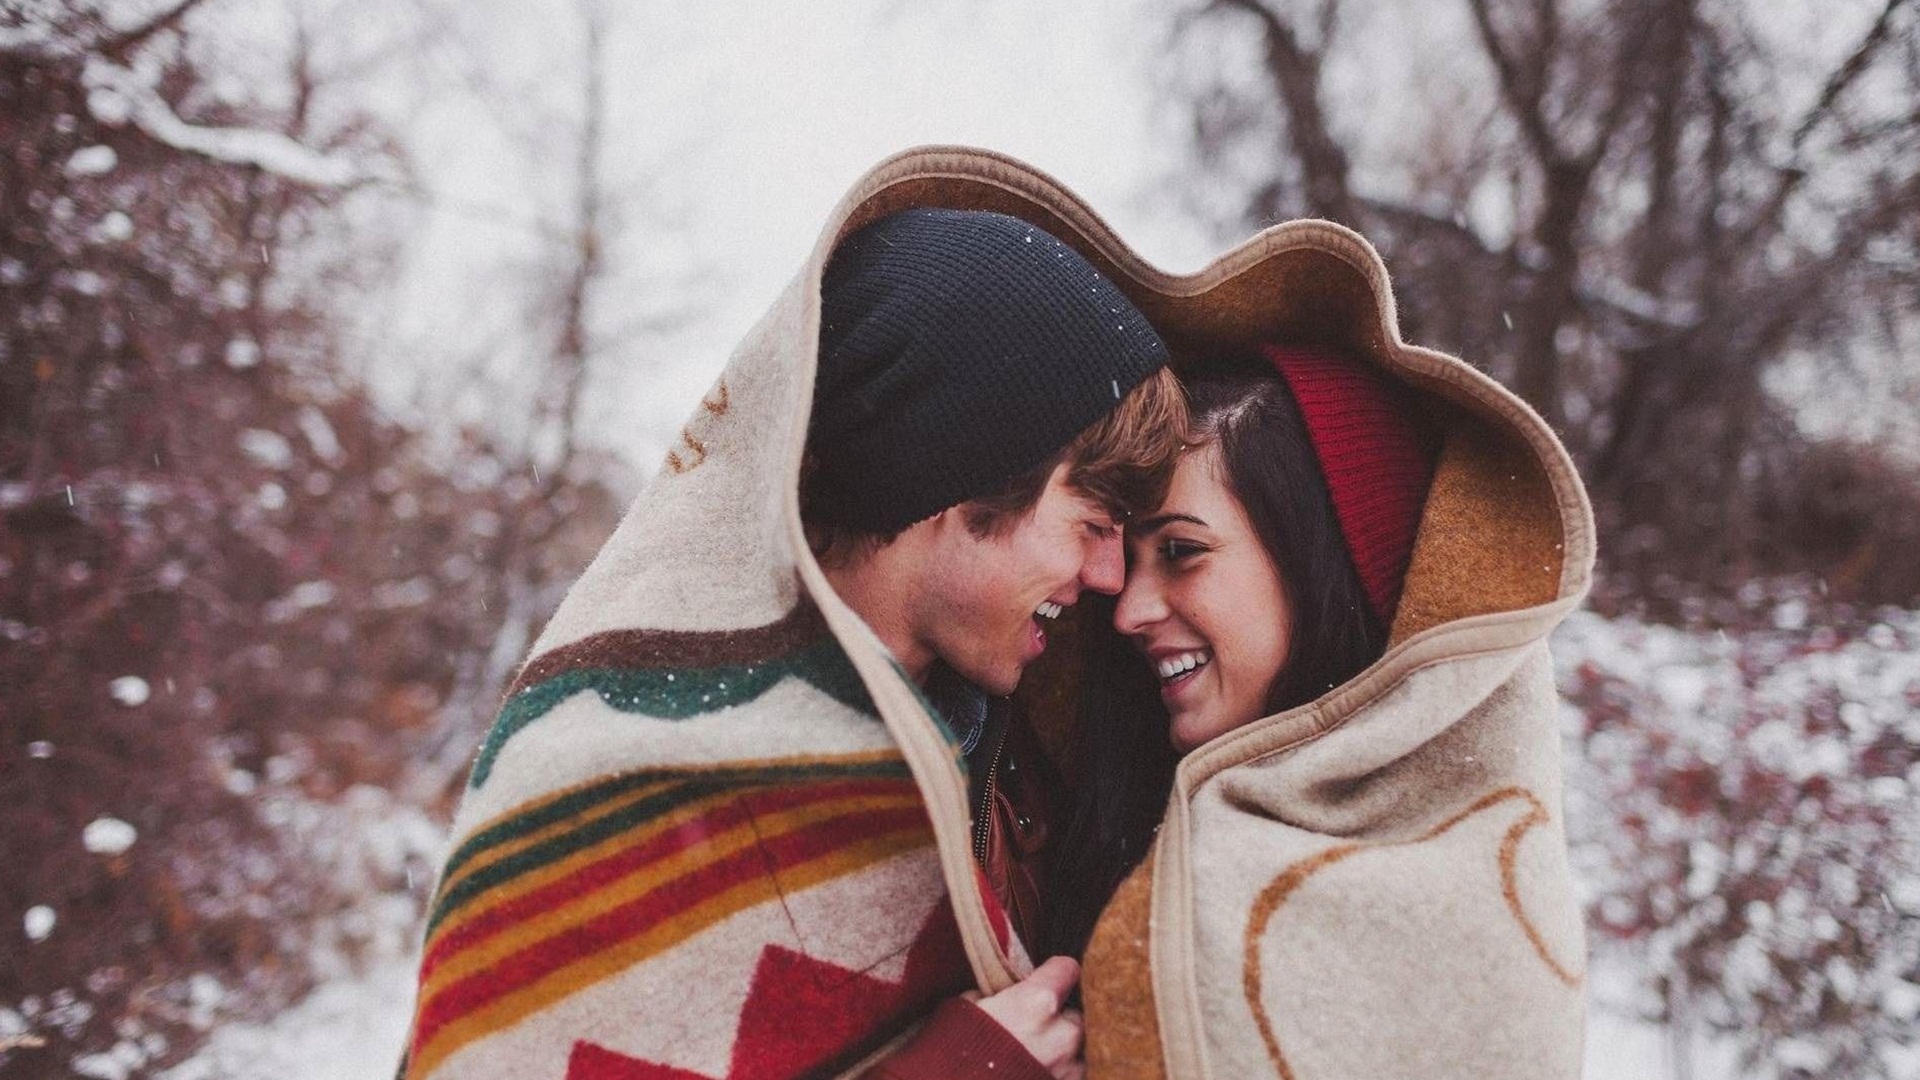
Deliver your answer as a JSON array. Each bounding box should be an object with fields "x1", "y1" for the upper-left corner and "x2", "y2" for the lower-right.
[
  {"x1": 82, "y1": 58, "x2": 382, "y2": 188},
  {"x1": 1469, "y1": 0, "x2": 1565, "y2": 166},
  {"x1": 1739, "y1": 0, "x2": 1913, "y2": 250},
  {"x1": 1209, "y1": 0, "x2": 1358, "y2": 222},
  {"x1": 1789, "y1": 0, "x2": 1911, "y2": 152}
]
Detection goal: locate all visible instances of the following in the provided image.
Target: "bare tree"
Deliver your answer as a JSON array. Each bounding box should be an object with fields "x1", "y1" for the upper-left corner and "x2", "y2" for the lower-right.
[
  {"x1": 1165, "y1": 3, "x2": 1920, "y2": 1072},
  {"x1": 409, "y1": 0, "x2": 643, "y2": 799},
  {"x1": 0, "y1": 3, "x2": 623, "y2": 1072},
  {"x1": 1166, "y1": 0, "x2": 1920, "y2": 601}
]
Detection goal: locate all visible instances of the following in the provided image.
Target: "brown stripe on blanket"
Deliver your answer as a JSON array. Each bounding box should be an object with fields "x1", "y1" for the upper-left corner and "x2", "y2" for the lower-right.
[
  {"x1": 1084, "y1": 850, "x2": 1169, "y2": 1080},
  {"x1": 507, "y1": 601, "x2": 833, "y2": 697}
]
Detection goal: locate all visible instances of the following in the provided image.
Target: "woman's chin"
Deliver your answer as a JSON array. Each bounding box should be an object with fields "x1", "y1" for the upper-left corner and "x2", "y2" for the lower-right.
[
  {"x1": 1168, "y1": 709, "x2": 1223, "y2": 754},
  {"x1": 1168, "y1": 691, "x2": 1267, "y2": 753}
]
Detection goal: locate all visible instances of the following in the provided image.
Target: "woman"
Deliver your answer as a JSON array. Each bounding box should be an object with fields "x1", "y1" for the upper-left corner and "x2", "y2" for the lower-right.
[
  {"x1": 1046, "y1": 344, "x2": 1435, "y2": 962},
  {"x1": 1054, "y1": 335, "x2": 1589, "y2": 1080}
]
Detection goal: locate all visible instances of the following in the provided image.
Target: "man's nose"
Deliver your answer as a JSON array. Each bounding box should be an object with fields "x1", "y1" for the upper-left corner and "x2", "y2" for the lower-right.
[{"x1": 1081, "y1": 532, "x2": 1125, "y2": 595}]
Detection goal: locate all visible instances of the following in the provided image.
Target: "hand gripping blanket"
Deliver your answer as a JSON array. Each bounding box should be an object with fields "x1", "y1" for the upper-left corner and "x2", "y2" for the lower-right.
[{"x1": 399, "y1": 147, "x2": 1594, "y2": 1080}]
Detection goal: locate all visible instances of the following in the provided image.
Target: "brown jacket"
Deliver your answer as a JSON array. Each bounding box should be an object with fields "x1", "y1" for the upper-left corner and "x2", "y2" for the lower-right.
[{"x1": 971, "y1": 699, "x2": 1054, "y2": 959}]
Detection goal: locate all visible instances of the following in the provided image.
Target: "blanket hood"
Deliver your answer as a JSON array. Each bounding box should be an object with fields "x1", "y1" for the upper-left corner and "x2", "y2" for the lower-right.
[{"x1": 402, "y1": 146, "x2": 1594, "y2": 1080}]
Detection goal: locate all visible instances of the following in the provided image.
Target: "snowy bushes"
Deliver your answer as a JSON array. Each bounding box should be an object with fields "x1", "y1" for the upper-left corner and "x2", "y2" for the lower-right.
[
  {"x1": 0, "y1": 8, "x2": 621, "y2": 1074},
  {"x1": 1560, "y1": 586, "x2": 1920, "y2": 1078}
]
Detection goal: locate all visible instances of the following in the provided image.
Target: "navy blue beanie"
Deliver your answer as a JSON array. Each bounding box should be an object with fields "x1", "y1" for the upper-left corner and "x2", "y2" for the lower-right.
[{"x1": 805, "y1": 209, "x2": 1169, "y2": 533}]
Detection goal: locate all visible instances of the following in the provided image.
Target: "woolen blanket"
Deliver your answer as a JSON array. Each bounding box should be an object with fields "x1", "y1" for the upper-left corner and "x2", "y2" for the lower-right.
[{"x1": 398, "y1": 147, "x2": 1593, "y2": 1080}]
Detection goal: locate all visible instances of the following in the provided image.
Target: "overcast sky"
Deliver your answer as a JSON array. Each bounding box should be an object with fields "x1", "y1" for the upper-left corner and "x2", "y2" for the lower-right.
[
  {"x1": 194, "y1": 0, "x2": 1914, "y2": 470},
  {"x1": 333, "y1": 0, "x2": 1215, "y2": 473}
]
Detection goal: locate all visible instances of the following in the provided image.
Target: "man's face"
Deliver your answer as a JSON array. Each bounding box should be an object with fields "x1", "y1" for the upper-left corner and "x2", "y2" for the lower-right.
[{"x1": 909, "y1": 462, "x2": 1124, "y2": 696}]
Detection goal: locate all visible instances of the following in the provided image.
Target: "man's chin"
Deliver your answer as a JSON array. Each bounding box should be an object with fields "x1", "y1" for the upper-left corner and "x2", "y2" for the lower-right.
[
  {"x1": 960, "y1": 658, "x2": 1023, "y2": 698},
  {"x1": 982, "y1": 672, "x2": 1023, "y2": 697}
]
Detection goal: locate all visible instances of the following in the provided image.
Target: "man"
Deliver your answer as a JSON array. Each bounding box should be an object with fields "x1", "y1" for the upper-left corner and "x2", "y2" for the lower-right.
[
  {"x1": 399, "y1": 202, "x2": 1180, "y2": 1080},
  {"x1": 800, "y1": 208, "x2": 1185, "y2": 1080}
]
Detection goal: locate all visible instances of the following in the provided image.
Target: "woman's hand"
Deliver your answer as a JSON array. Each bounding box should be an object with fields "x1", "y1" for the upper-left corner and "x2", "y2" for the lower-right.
[{"x1": 973, "y1": 956, "x2": 1086, "y2": 1080}]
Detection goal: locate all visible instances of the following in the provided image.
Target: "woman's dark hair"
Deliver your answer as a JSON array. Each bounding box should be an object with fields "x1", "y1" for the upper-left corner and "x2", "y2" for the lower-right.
[{"x1": 1045, "y1": 369, "x2": 1389, "y2": 960}]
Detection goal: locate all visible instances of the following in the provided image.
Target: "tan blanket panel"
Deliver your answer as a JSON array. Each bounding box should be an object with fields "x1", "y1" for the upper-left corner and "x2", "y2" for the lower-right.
[{"x1": 1388, "y1": 416, "x2": 1565, "y2": 645}]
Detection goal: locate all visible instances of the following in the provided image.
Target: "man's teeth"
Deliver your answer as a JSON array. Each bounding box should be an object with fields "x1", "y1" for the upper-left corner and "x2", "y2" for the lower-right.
[
  {"x1": 1034, "y1": 601, "x2": 1064, "y2": 620},
  {"x1": 1156, "y1": 651, "x2": 1212, "y2": 679}
]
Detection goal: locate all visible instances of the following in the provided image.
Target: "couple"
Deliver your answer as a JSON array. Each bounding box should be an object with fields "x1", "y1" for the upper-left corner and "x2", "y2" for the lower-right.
[
  {"x1": 402, "y1": 148, "x2": 1592, "y2": 1080},
  {"x1": 806, "y1": 207, "x2": 1434, "y2": 1079}
]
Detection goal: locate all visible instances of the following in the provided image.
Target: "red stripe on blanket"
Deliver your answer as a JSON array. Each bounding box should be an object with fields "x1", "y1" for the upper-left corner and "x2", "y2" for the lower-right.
[
  {"x1": 420, "y1": 776, "x2": 914, "y2": 978},
  {"x1": 411, "y1": 802, "x2": 931, "y2": 1053}
]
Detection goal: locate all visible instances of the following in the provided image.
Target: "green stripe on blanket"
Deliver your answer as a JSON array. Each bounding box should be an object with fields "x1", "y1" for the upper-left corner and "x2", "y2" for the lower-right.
[
  {"x1": 428, "y1": 754, "x2": 913, "y2": 934},
  {"x1": 469, "y1": 637, "x2": 873, "y2": 788}
]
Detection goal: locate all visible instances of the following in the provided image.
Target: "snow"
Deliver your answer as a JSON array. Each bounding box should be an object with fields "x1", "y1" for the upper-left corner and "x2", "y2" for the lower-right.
[
  {"x1": 296, "y1": 407, "x2": 342, "y2": 465},
  {"x1": 224, "y1": 338, "x2": 262, "y2": 371},
  {"x1": 237, "y1": 429, "x2": 293, "y2": 469},
  {"x1": 283, "y1": 581, "x2": 336, "y2": 611},
  {"x1": 108, "y1": 675, "x2": 150, "y2": 707},
  {"x1": 23, "y1": 906, "x2": 56, "y2": 942},
  {"x1": 82, "y1": 817, "x2": 138, "y2": 856},
  {"x1": 0, "y1": 21, "x2": 64, "y2": 54},
  {"x1": 162, "y1": 958, "x2": 415, "y2": 1080},
  {"x1": 73, "y1": 1040, "x2": 148, "y2": 1080},
  {"x1": 159, "y1": 786, "x2": 441, "y2": 1080},
  {"x1": 81, "y1": 59, "x2": 378, "y2": 189},
  {"x1": 65, "y1": 146, "x2": 118, "y2": 177},
  {"x1": 1556, "y1": 597, "x2": 1920, "y2": 1080}
]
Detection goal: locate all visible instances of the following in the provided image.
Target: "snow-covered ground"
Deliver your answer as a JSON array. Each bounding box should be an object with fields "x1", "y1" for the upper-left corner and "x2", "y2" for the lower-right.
[
  {"x1": 145, "y1": 789, "x2": 443, "y2": 1080},
  {"x1": 163, "y1": 956, "x2": 416, "y2": 1080},
  {"x1": 151, "y1": 601, "x2": 1918, "y2": 1080}
]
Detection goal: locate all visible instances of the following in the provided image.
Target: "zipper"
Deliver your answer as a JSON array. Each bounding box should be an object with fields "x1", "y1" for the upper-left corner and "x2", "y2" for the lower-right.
[{"x1": 972, "y1": 720, "x2": 1011, "y2": 866}]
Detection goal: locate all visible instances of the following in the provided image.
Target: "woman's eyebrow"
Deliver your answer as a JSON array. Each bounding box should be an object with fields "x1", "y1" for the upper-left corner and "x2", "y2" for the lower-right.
[{"x1": 1132, "y1": 512, "x2": 1208, "y2": 533}]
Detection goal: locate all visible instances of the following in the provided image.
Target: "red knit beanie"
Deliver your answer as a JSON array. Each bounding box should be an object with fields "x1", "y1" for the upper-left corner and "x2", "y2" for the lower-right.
[{"x1": 1262, "y1": 343, "x2": 1436, "y2": 628}]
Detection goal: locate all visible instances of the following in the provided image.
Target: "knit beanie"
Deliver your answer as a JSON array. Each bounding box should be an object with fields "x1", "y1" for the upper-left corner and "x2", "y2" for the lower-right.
[
  {"x1": 806, "y1": 209, "x2": 1170, "y2": 534},
  {"x1": 1262, "y1": 344, "x2": 1436, "y2": 627}
]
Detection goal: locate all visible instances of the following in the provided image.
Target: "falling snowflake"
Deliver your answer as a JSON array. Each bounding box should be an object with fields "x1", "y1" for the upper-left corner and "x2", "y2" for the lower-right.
[
  {"x1": 66, "y1": 145, "x2": 117, "y2": 176},
  {"x1": 83, "y1": 816, "x2": 138, "y2": 856},
  {"x1": 23, "y1": 905, "x2": 55, "y2": 941},
  {"x1": 224, "y1": 337, "x2": 262, "y2": 370},
  {"x1": 109, "y1": 675, "x2": 150, "y2": 706}
]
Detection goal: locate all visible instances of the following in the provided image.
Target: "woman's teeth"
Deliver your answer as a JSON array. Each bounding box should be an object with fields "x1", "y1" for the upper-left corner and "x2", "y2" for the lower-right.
[
  {"x1": 1156, "y1": 650, "x2": 1212, "y2": 680},
  {"x1": 1034, "y1": 601, "x2": 1064, "y2": 620}
]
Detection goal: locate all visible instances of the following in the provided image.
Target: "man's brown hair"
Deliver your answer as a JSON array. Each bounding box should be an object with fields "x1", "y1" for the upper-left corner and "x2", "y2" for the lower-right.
[{"x1": 804, "y1": 367, "x2": 1187, "y2": 563}]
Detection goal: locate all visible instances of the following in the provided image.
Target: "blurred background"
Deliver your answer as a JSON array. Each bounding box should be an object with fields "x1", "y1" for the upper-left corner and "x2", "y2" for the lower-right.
[{"x1": 3, "y1": 0, "x2": 1917, "y2": 1077}]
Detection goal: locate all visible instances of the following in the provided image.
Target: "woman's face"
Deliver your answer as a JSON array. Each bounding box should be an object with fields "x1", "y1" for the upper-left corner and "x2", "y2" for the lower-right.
[{"x1": 1114, "y1": 442, "x2": 1293, "y2": 752}]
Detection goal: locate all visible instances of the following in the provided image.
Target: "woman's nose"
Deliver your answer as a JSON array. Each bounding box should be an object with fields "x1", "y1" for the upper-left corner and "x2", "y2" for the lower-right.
[{"x1": 1112, "y1": 573, "x2": 1167, "y2": 635}]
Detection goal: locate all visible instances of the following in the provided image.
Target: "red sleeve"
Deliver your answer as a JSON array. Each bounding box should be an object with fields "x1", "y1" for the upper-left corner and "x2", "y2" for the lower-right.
[{"x1": 858, "y1": 997, "x2": 1055, "y2": 1080}]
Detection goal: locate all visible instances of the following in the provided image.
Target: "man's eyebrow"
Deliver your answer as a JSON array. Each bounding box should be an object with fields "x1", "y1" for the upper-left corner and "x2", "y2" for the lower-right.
[{"x1": 1132, "y1": 512, "x2": 1208, "y2": 533}]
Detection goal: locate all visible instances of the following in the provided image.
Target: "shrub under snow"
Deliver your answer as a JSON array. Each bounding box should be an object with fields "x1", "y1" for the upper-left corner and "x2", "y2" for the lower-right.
[{"x1": 1558, "y1": 590, "x2": 1920, "y2": 1080}]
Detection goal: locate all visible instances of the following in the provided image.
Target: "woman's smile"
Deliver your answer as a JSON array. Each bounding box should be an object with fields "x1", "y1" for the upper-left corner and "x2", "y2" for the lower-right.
[{"x1": 1151, "y1": 647, "x2": 1214, "y2": 702}]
